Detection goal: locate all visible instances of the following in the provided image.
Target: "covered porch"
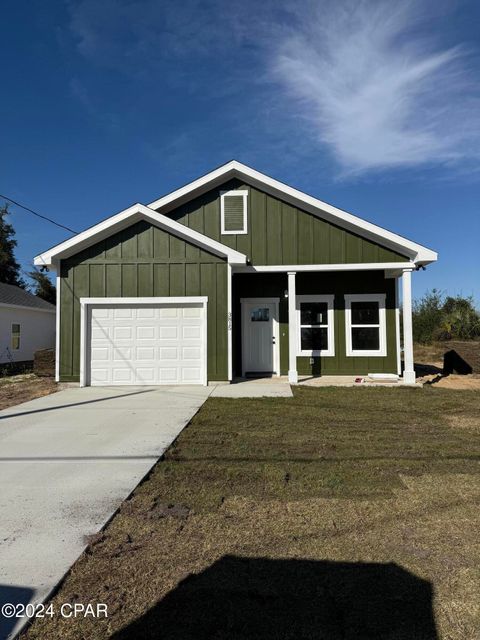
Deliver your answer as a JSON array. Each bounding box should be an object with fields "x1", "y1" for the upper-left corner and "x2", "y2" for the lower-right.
[{"x1": 230, "y1": 265, "x2": 416, "y2": 385}]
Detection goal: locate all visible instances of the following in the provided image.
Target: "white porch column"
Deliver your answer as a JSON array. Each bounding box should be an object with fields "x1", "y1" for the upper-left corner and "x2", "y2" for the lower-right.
[
  {"x1": 287, "y1": 271, "x2": 298, "y2": 384},
  {"x1": 227, "y1": 264, "x2": 233, "y2": 381},
  {"x1": 402, "y1": 268, "x2": 415, "y2": 384}
]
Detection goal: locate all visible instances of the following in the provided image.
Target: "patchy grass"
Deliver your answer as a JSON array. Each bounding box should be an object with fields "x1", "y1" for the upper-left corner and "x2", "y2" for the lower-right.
[
  {"x1": 23, "y1": 387, "x2": 480, "y2": 640},
  {"x1": 414, "y1": 341, "x2": 449, "y2": 366},
  {"x1": 0, "y1": 374, "x2": 58, "y2": 410}
]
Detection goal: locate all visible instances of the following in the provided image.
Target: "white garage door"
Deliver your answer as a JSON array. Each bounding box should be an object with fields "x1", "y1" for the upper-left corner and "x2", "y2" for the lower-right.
[{"x1": 88, "y1": 303, "x2": 206, "y2": 386}]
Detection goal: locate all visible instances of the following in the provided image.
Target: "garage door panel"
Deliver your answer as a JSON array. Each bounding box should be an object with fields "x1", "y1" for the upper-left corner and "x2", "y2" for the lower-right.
[
  {"x1": 114, "y1": 326, "x2": 132, "y2": 340},
  {"x1": 92, "y1": 307, "x2": 110, "y2": 319},
  {"x1": 183, "y1": 326, "x2": 201, "y2": 339},
  {"x1": 113, "y1": 347, "x2": 132, "y2": 360},
  {"x1": 114, "y1": 308, "x2": 133, "y2": 318},
  {"x1": 112, "y1": 368, "x2": 133, "y2": 383},
  {"x1": 182, "y1": 367, "x2": 202, "y2": 382},
  {"x1": 88, "y1": 303, "x2": 205, "y2": 386},
  {"x1": 91, "y1": 368, "x2": 109, "y2": 383},
  {"x1": 182, "y1": 346, "x2": 201, "y2": 360},
  {"x1": 183, "y1": 307, "x2": 201, "y2": 318},
  {"x1": 91, "y1": 348, "x2": 109, "y2": 361},
  {"x1": 137, "y1": 308, "x2": 155, "y2": 318},
  {"x1": 159, "y1": 347, "x2": 178, "y2": 360}
]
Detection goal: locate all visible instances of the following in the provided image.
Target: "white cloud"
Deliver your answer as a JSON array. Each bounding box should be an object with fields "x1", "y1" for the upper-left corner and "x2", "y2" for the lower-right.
[
  {"x1": 66, "y1": 0, "x2": 480, "y2": 177},
  {"x1": 269, "y1": 0, "x2": 480, "y2": 175}
]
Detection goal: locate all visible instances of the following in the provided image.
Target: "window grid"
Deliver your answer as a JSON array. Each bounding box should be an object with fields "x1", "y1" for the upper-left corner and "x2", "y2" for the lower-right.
[
  {"x1": 344, "y1": 294, "x2": 387, "y2": 357},
  {"x1": 296, "y1": 295, "x2": 335, "y2": 357}
]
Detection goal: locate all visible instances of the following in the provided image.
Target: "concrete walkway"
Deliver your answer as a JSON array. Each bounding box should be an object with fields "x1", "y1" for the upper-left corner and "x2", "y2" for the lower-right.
[
  {"x1": 210, "y1": 378, "x2": 293, "y2": 398},
  {"x1": 0, "y1": 385, "x2": 212, "y2": 640}
]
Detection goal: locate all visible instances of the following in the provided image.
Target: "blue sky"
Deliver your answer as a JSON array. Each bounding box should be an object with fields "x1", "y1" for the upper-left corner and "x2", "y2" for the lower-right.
[{"x1": 1, "y1": 0, "x2": 480, "y2": 301}]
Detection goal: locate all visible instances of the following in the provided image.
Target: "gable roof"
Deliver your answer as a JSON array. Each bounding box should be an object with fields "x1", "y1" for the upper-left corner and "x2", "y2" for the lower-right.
[
  {"x1": 148, "y1": 161, "x2": 437, "y2": 266},
  {"x1": 35, "y1": 161, "x2": 437, "y2": 269},
  {"x1": 0, "y1": 282, "x2": 55, "y2": 312},
  {"x1": 34, "y1": 203, "x2": 247, "y2": 268}
]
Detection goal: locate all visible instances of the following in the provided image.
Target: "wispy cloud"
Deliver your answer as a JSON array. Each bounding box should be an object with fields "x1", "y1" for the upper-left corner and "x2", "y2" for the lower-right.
[
  {"x1": 66, "y1": 0, "x2": 480, "y2": 178},
  {"x1": 269, "y1": 0, "x2": 480, "y2": 175}
]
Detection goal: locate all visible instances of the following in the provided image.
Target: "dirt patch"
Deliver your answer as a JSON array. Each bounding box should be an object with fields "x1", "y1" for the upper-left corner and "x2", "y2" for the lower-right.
[
  {"x1": 420, "y1": 373, "x2": 480, "y2": 390},
  {"x1": 0, "y1": 374, "x2": 60, "y2": 410},
  {"x1": 445, "y1": 414, "x2": 480, "y2": 433}
]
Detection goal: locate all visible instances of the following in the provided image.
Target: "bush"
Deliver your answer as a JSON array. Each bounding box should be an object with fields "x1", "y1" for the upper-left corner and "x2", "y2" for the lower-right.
[{"x1": 413, "y1": 289, "x2": 480, "y2": 343}]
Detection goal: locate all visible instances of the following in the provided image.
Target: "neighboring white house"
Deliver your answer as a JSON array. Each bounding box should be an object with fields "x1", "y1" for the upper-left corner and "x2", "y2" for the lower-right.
[{"x1": 0, "y1": 282, "x2": 56, "y2": 365}]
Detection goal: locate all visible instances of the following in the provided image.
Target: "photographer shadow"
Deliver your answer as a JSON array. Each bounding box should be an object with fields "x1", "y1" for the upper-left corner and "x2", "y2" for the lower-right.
[{"x1": 113, "y1": 555, "x2": 437, "y2": 639}]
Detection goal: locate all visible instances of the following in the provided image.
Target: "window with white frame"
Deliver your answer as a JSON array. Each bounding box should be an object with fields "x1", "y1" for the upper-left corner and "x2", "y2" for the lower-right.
[
  {"x1": 296, "y1": 295, "x2": 335, "y2": 356},
  {"x1": 11, "y1": 323, "x2": 20, "y2": 350},
  {"x1": 220, "y1": 190, "x2": 248, "y2": 234},
  {"x1": 345, "y1": 294, "x2": 387, "y2": 356}
]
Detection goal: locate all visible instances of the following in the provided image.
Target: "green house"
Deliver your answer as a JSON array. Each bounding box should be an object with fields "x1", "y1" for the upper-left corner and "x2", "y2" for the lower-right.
[{"x1": 35, "y1": 161, "x2": 437, "y2": 386}]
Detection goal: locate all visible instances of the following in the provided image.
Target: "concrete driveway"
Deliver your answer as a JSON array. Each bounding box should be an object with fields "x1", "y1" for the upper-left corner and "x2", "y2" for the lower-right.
[{"x1": 0, "y1": 385, "x2": 212, "y2": 640}]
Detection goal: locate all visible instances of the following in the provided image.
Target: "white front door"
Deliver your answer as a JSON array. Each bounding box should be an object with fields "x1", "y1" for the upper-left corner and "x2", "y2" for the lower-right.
[{"x1": 242, "y1": 300, "x2": 278, "y2": 375}]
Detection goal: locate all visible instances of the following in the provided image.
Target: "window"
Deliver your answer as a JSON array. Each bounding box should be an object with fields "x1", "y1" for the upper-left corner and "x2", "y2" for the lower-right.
[
  {"x1": 11, "y1": 323, "x2": 20, "y2": 350},
  {"x1": 251, "y1": 307, "x2": 270, "y2": 322},
  {"x1": 220, "y1": 190, "x2": 248, "y2": 234},
  {"x1": 296, "y1": 295, "x2": 335, "y2": 356},
  {"x1": 345, "y1": 294, "x2": 387, "y2": 356}
]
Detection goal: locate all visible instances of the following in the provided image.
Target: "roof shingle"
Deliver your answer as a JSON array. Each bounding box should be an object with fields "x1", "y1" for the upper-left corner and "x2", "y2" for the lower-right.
[{"x1": 0, "y1": 282, "x2": 55, "y2": 311}]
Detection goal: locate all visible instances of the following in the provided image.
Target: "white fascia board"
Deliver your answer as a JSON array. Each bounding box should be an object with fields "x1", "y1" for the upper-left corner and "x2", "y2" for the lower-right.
[
  {"x1": 148, "y1": 161, "x2": 437, "y2": 266},
  {"x1": 34, "y1": 203, "x2": 247, "y2": 267},
  {"x1": 234, "y1": 262, "x2": 416, "y2": 273},
  {"x1": 0, "y1": 302, "x2": 56, "y2": 314}
]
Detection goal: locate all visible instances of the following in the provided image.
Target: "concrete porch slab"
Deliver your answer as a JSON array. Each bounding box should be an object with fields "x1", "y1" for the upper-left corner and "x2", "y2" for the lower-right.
[{"x1": 298, "y1": 375, "x2": 423, "y2": 387}]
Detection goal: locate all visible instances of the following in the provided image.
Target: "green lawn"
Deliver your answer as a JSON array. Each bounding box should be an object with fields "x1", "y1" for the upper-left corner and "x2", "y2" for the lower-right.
[{"x1": 24, "y1": 387, "x2": 480, "y2": 640}]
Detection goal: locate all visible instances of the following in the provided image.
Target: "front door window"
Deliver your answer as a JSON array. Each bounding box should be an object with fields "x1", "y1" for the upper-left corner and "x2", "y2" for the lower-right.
[{"x1": 251, "y1": 308, "x2": 270, "y2": 322}]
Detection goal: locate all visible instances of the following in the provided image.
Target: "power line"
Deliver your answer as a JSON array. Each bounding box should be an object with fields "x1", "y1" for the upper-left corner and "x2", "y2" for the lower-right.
[{"x1": 0, "y1": 193, "x2": 78, "y2": 234}]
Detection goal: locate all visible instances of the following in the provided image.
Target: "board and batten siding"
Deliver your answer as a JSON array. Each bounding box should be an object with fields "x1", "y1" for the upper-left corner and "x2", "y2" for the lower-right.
[
  {"x1": 59, "y1": 220, "x2": 228, "y2": 382},
  {"x1": 165, "y1": 179, "x2": 408, "y2": 266}
]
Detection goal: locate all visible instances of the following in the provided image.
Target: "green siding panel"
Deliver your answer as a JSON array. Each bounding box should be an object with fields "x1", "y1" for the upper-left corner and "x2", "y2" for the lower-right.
[
  {"x1": 153, "y1": 264, "x2": 169, "y2": 296},
  {"x1": 161, "y1": 178, "x2": 408, "y2": 265},
  {"x1": 59, "y1": 221, "x2": 228, "y2": 382}
]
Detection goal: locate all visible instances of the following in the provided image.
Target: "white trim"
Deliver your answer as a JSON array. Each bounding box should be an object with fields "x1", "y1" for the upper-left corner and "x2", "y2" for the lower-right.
[
  {"x1": 240, "y1": 297, "x2": 280, "y2": 377},
  {"x1": 296, "y1": 295, "x2": 335, "y2": 357},
  {"x1": 55, "y1": 275, "x2": 60, "y2": 382},
  {"x1": 80, "y1": 296, "x2": 208, "y2": 306},
  {"x1": 401, "y1": 269, "x2": 416, "y2": 384},
  {"x1": 287, "y1": 272, "x2": 298, "y2": 384},
  {"x1": 234, "y1": 262, "x2": 416, "y2": 273},
  {"x1": 34, "y1": 204, "x2": 247, "y2": 268},
  {"x1": 79, "y1": 296, "x2": 208, "y2": 387},
  {"x1": 227, "y1": 264, "x2": 233, "y2": 381},
  {"x1": 344, "y1": 293, "x2": 387, "y2": 357},
  {"x1": 0, "y1": 302, "x2": 55, "y2": 314},
  {"x1": 395, "y1": 277, "x2": 401, "y2": 376},
  {"x1": 220, "y1": 190, "x2": 248, "y2": 235},
  {"x1": 147, "y1": 161, "x2": 437, "y2": 265}
]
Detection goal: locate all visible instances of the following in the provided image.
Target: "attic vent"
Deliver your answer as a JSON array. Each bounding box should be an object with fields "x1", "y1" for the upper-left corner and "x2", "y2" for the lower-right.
[{"x1": 221, "y1": 190, "x2": 248, "y2": 235}]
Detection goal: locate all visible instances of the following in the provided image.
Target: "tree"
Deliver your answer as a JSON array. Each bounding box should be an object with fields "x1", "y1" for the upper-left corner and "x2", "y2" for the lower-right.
[
  {"x1": 28, "y1": 267, "x2": 56, "y2": 305},
  {"x1": 0, "y1": 202, "x2": 26, "y2": 288},
  {"x1": 413, "y1": 289, "x2": 480, "y2": 343},
  {"x1": 412, "y1": 289, "x2": 444, "y2": 343}
]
